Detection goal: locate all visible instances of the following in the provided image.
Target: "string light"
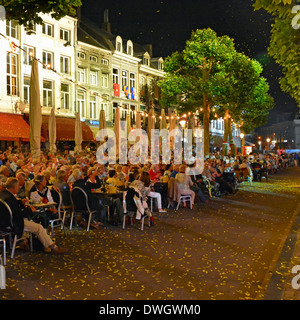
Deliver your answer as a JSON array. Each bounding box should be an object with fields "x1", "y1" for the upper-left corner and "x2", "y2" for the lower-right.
[{"x1": 0, "y1": 33, "x2": 224, "y2": 124}]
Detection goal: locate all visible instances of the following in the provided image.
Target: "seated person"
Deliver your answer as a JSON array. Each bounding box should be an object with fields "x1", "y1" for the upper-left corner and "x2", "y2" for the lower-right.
[
  {"x1": 0, "y1": 178, "x2": 67, "y2": 254},
  {"x1": 175, "y1": 165, "x2": 195, "y2": 208},
  {"x1": 149, "y1": 164, "x2": 162, "y2": 183},
  {"x1": 53, "y1": 169, "x2": 71, "y2": 207},
  {"x1": 251, "y1": 160, "x2": 262, "y2": 182},
  {"x1": 106, "y1": 169, "x2": 123, "y2": 189},
  {"x1": 73, "y1": 169, "x2": 106, "y2": 228},
  {"x1": 29, "y1": 175, "x2": 58, "y2": 227},
  {"x1": 186, "y1": 163, "x2": 209, "y2": 203},
  {"x1": 170, "y1": 164, "x2": 180, "y2": 179}
]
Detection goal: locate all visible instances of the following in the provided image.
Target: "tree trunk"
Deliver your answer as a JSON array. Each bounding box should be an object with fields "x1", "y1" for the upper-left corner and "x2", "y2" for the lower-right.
[
  {"x1": 203, "y1": 69, "x2": 210, "y2": 156},
  {"x1": 222, "y1": 110, "x2": 229, "y2": 155},
  {"x1": 228, "y1": 117, "x2": 235, "y2": 155},
  {"x1": 203, "y1": 93, "x2": 210, "y2": 156}
]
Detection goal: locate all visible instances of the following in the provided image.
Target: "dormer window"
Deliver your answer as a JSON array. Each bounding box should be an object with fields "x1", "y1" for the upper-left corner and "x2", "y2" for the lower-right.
[
  {"x1": 158, "y1": 61, "x2": 164, "y2": 70},
  {"x1": 127, "y1": 40, "x2": 133, "y2": 56},
  {"x1": 116, "y1": 36, "x2": 123, "y2": 52},
  {"x1": 143, "y1": 57, "x2": 149, "y2": 66},
  {"x1": 143, "y1": 53, "x2": 150, "y2": 66}
]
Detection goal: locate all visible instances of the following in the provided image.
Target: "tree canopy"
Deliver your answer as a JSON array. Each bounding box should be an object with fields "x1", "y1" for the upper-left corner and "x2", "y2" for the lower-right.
[
  {"x1": 159, "y1": 28, "x2": 274, "y2": 154},
  {"x1": 253, "y1": 0, "x2": 300, "y2": 108},
  {"x1": 0, "y1": 0, "x2": 82, "y2": 28}
]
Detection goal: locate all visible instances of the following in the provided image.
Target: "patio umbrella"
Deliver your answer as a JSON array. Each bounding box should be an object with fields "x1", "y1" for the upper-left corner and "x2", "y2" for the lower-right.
[
  {"x1": 136, "y1": 112, "x2": 141, "y2": 130},
  {"x1": 99, "y1": 109, "x2": 106, "y2": 131},
  {"x1": 48, "y1": 108, "x2": 56, "y2": 154},
  {"x1": 114, "y1": 107, "x2": 121, "y2": 157},
  {"x1": 29, "y1": 59, "x2": 42, "y2": 160},
  {"x1": 160, "y1": 109, "x2": 167, "y2": 131},
  {"x1": 169, "y1": 114, "x2": 177, "y2": 151},
  {"x1": 74, "y1": 112, "x2": 82, "y2": 153},
  {"x1": 147, "y1": 108, "x2": 155, "y2": 143},
  {"x1": 126, "y1": 113, "x2": 131, "y2": 149}
]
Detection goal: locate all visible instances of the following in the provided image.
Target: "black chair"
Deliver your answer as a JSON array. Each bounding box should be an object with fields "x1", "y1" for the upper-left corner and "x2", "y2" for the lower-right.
[
  {"x1": 49, "y1": 188, "x2": 67, "y2": 236},
  {"x1": 0, "y1": 199, "x2": 32, "y2": 262},
  {"x1": 70, "y1": 187, "x2": 98, "y2": 232}
]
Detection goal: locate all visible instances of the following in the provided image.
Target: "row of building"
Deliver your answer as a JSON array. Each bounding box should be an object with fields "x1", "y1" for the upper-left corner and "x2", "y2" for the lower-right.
[{"x1": 0, "y1": 10, "x2": 242, "y2": 151}]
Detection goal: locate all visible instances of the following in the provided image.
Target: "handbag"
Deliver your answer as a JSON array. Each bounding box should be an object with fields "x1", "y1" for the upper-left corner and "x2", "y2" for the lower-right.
[{"x1": 0, "y1": 255, "x2": 5, "y2": 289}]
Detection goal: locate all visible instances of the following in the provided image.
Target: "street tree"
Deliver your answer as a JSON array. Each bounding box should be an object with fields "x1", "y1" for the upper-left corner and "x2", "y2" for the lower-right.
[
  {"x1": 159, "y1": 28, "x2": 237, "y2": 155},
  {"x1": 1, "y1": 0, "x2": 82, "y2": 28},
  {"x1": 159, "y1": 28, "x2": 273, "y2": 155},
  {"x1": 253, "y1": 0, "x2": 300, "y2": 108},
  {"x1": 213, "y1": 52, "x2": 274, "y2": 153}
]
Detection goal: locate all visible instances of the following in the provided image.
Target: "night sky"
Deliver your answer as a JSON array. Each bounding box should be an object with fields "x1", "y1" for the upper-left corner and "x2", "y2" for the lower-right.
[{"x1": 82, "y1": 0, "x2": 298, "y2": 121}]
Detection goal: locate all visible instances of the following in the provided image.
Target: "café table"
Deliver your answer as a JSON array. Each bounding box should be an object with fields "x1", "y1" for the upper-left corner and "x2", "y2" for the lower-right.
[
  {"x1": 91, "y1": 189, "x2": 124, "y2": 199},
  {"x1": 29, "y1": 202, "x2": 57, "y2": 228},
  {"x1": 91, "y1": 189, "x2": 124, "y2": 224}
]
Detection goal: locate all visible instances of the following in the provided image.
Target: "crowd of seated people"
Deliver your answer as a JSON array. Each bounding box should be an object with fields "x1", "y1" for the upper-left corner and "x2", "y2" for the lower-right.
[{"x1": 0, "y1": 145, "x2": 298, "y2": 256}]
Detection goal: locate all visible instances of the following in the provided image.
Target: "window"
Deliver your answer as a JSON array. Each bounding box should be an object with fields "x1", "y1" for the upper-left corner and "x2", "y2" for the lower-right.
[
  {"x1": 122, "y1": 70, "x2": 128, "y2": 87},
  {"x1": 127, "y1": 40, "x2": 133, "y2": 56},
  {"x1": 90, "y1": 96, "x2": 97, "y2": 119},
  {"x1": 113, "y1": 68, "x2": 119, "y2": 84},
  {"x1": 90, "y1": 71, "x2": 98, "y2": 86},
  {"x1": 90, "y1": 55, "x2": 98, "y2": 63},
  {"x1": 7, "y1": 53, "x2": 18, "y2": 96},
  {"x1": 77, "y1": 52, "x2": 86, "y2": 59},
  {"x1": 130, "y1": 105, "x2": 136, "y2": 124},
  {"x1": 77, "y1": 91, "x2": 85, "y2": 117},
  {"x1": 116, "y1": 36, "x2": 122, "y2": 52},
  {"x1": 101, "y1": 95, "x2": 109, "y2": 119},
  {"x1": 143, "y1": 57, "x2": 149, "y2": 66},
  {"x1": 23, "y1": 76, "x2": 30, "y2": 104},
  {"x1": 23, "y1": 45, "x2": 34, "y2": 66},
  {"x1": 121, "y1": 104, "x2": 128, "y2": 119},
  {"x1": 60, "y1": 56, "x2": 70, "y2": 74},
  {"x1": 42, "y1": 22, "x2": 54, "y2": 37},
  {"x1": 101, "y1": 73, "x2": 109, "y2": 88},
  {"x1": 158, "y1": 62, "x2": 164, "y2": 70},
  {"x1": 77, "y1": 67, "x2": 85, "y2": 83},
  {"x1": 101, "y1": 58, "x2": 109, "y2": 66},
  {"x1": 130, "y1": 73, "x2": 136, "y2": 89},
  {"x1": 61, "y1": 83, "x2": 70, "y2": 110},
  {"x1": 42, "y1": 51, "x2": 54, "y2": 69},
  {"x1": 43, "y1": 80, "x2": 53, "y2": 108},
  {"x1": 60, "y1": 28, "x2": 70, "y2": 41},
  {"x1": 6, "y1": 20, "x2": 17, "y2": 38}
]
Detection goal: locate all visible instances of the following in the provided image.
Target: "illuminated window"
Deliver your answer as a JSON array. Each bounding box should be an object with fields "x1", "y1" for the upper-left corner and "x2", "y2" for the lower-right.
[
  {"x1": 61, "y1": 83, "x2": 70, "y2": 110},
  {"x1": 43, "y1": 80, "x2": 53, "y2": 108},
  {"x1": 7, "y1": 52, "x2": 18, "y2": 96}
]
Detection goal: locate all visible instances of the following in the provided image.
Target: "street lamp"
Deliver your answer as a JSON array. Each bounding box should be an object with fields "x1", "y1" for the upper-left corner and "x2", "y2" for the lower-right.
[
  {"x1": 240, "y1": 133, "x2": 245, "y2": 156},
  {"x1": 266, "y1": 138, "x2": 270, "y2": 153},
  {"x1": 258, "y1": 140, "x2": 262, "y2": 151},
  {"x1": 179, "y1": 119, "x2": 187, "y2": 128}
]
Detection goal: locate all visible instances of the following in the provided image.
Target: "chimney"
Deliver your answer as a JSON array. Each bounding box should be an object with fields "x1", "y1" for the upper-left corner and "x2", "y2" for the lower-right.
[
  {"x1": 76, "y1": 7, "x2": 81, "y2": 27},
  {"x1": 145, "y1": 44, "x2": 153, "y2": 58},
  {"x1": 102, "y1": 9, "x2": 111, "y2": 33}
]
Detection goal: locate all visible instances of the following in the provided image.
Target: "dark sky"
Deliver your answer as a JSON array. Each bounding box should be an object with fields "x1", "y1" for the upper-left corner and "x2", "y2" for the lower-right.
[{"x1": 82, "y1": 0, "x2": 298, "y2": 119}]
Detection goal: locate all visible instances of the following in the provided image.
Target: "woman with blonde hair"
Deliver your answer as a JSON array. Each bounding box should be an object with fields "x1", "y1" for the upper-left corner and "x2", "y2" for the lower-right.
[{"x1": 175, "y1": 164, "x2": 195, "y2": 209}]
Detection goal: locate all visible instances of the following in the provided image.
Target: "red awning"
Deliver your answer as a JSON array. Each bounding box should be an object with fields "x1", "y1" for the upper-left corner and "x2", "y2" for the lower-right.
[
  {"x1": 41, "y1": 115, "x2": 94, "y2": 141},
  {"x1": 0, "y1": 113, "x2": 31, "y2": 141}
]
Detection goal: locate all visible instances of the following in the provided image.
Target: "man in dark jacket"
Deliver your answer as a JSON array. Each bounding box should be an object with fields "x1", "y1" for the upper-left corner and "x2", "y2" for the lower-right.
[{"x1": 0, "y1": 178, "x2": 67, "y2": 254}]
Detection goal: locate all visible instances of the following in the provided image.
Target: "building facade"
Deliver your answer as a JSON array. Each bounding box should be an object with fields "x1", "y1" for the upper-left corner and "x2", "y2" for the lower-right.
[{"x1": 0, "y1": 11, "x2": 239, "y2": 150}]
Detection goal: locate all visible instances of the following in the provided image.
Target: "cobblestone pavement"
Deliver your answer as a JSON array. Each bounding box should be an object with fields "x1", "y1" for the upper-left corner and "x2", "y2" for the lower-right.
[{"x1": 1, "y1": 167, "x2": 300, "y2": 300}]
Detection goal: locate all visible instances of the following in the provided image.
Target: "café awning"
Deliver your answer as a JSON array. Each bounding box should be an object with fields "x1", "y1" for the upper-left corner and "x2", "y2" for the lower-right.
[
  {"x1": 41, "y1": 115, "x2": 94, "y2": 141},
  {"x1": 0, "y1": 113, "x2": 31, "y2": 141}
]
